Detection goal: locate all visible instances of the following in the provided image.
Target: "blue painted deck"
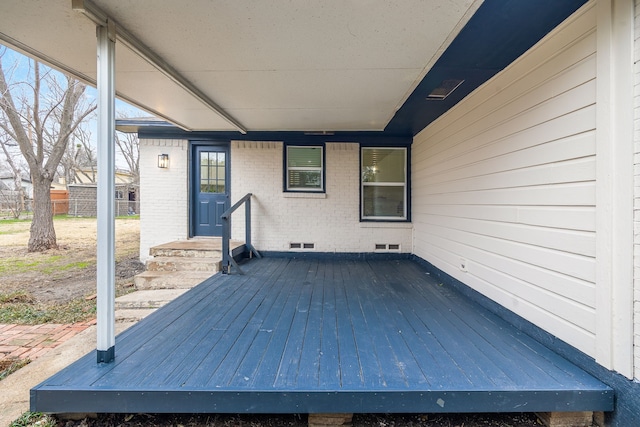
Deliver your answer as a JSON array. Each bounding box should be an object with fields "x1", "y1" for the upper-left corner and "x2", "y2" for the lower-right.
[{"x1": 31, "y1": 257, "x2": 613, "y2": 414}]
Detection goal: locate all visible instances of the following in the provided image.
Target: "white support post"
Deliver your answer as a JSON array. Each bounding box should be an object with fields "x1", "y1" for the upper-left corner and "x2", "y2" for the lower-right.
[{"x1": 96, "y1": 20, "x2": 116, "y2": 363}]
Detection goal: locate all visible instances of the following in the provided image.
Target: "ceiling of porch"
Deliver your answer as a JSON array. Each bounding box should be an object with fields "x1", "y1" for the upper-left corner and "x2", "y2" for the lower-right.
[{"x1": 0, "y1": 0, "x2": 587, "y2": 136}]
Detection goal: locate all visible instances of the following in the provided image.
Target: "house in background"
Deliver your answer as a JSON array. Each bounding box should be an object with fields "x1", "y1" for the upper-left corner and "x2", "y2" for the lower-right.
[
  {"x1": 2, "y1": 0, "x2": 640, "y2": 425},
  {"x1": 67, "y1": 168, "x2": 139, "y2": 216},
  {"x1": 0, "y1": 174, "x2": 33, "y2": 199},
  {"x1": 0, "y1": 174, "x2": 32, "y2": 214},
  {"x1": 67, "y1": 183, "x2": 137, "y2": 217},
  {"x1": 71, "y1": 167, "x2": 136, "y2": 187}
]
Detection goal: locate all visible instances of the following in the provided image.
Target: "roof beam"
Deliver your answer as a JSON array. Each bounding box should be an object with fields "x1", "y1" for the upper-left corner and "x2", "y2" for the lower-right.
[{"x1": 72, "y1": 0, "x2": 248, "y2": 134}]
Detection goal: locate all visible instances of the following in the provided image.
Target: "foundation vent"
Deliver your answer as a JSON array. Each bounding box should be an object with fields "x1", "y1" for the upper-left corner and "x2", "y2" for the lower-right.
[
  {"x1": 375, "y1": 243, "x2": 401, "y2": 252},
  {"x1": 290, "y1": 242, "x2": 315, "y2": 250}
]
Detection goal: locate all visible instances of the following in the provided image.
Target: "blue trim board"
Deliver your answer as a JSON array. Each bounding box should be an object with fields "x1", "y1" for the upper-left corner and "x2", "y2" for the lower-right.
[
  {"x1": 30, "y1": 389, "x2": 610, "y2": 415},
  {"x1": 131, "y1": 127, "x2": 412, "y2": 146},
  {"x1": 384, "y1": 0, "x2": 589, "y2": 135},
  {"x1": 411, "y1": 256, "x2": 640, "y2": 427},
  {"x1": 258, "y1": 251, "x2": 412, "y2": 261}
]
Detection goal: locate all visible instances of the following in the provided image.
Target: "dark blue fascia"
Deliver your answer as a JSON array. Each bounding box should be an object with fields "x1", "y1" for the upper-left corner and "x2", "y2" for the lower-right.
[
  {"x1": 385, "y1": 0, "x2": 589, "y2": 135},
  {"x1": 131, "y1": 127, "x2": 412, "y2": 146}
]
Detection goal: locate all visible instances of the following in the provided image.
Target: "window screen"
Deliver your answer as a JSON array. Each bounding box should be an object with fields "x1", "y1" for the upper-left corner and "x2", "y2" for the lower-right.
[
  {"x1": 286, "y1": 146, "x2": 323, "y2": 191},
  {"x1": 361, "y1": 147, "x2": 407, "y2": 220}
]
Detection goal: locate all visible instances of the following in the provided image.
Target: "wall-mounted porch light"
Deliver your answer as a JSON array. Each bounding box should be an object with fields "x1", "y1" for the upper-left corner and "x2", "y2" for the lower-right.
[{"x1": 158, "y1": 154, "x2": 169, "y2": 168}]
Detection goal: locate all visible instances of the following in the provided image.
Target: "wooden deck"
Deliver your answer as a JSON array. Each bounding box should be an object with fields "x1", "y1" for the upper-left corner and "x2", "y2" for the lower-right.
[{"x1": 31, "y1": 257, "x2": 613, "y2": 414}]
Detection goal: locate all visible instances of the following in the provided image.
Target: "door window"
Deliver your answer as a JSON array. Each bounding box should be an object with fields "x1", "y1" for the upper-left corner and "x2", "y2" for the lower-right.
[{"x1": 200, "y1": 151, "x2": 226, "y2": 193}]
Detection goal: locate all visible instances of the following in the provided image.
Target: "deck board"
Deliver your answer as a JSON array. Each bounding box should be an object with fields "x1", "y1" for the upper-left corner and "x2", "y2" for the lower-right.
[{"x1": 31, "y1": 257, "x2": 613, "y2": 414}]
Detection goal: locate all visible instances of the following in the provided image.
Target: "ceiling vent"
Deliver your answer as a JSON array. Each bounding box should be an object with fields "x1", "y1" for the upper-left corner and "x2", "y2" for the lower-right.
[
  {"x1": 426, "y1": 79, "x2": 465, "y2": 100},
  {"x1": 303, "y1": 131, "x2": 335, "y2": 136}
]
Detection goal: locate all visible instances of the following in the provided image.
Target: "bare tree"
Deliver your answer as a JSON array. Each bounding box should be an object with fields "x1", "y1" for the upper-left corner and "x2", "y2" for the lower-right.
[
  {"x1": 0, "y1": 183, "x2": 21, "y2": 218},
  {"x1": 58, "y1": 124, "x2": 97, "y2": 185},
  {"x1": 0, "y1": 51, "x2": 96, "y2": 251},
  {"x1": 115, "y1": 127, "x2": 139, "y2": 188},
  {"x1": 0, "y1": 134, "x2": 27, "y2": 215}
]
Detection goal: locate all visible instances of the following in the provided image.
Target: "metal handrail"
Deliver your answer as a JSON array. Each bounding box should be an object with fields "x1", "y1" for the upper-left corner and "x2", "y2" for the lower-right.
[{"x1": 220, "y1": 193, "x2": 261, "y2": 274}]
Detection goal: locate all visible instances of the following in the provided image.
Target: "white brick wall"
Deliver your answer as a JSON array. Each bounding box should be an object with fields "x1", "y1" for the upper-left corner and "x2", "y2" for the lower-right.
[
  {"x1": 139, "y1": 139, "x2": 189, "y2": 261},
  {"x1": 634, "y1": 0, "x2": 640, "y2": 381},
  {"x1": 230, "y1": 141, "x2": 412, "y2": 253},
  {"x1": 138, "y1": 138, "x2": 411, "y2": 259}
]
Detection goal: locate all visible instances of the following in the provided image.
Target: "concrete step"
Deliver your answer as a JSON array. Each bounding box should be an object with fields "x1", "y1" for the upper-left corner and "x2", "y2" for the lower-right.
[
  {"x1": 134, "y1": 271, "x2": 214, "y2": 290},
  {"x1": 146, "y1": 256, "x2": 221, "y2": 272},
  {"x1": 115, "y1": 308, "x2": 157, "y2": 323},
  {"x1": 148, "y1": 239, "x2": 245, "y2": 258},
  {"x1": 149, "y1": 247, "x2": 223, "y2": 258},
  {"x1": 115, "y1": 289, "x2": 189, "y2": 309}
]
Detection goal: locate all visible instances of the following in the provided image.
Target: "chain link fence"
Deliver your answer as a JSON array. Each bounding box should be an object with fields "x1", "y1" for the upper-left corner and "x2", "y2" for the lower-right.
[
  {"x1": 1, "y1": 197, "x2": 139, "y2": 219},
  {"x1": 65, "y1": 197, "x2": 139, "y2": 217},
  {"x1": 0, "y1": 190, "x2": 31, "y2": 219}
]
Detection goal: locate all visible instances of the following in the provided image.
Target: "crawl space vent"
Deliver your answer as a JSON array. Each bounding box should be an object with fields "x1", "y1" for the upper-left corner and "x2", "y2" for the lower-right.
[
  {"x1": 375, "y1": 243, "x2": 401, "y2": 252},
  {"x1": 290, "y1": 242, "x2": 315, "y2": 250}
]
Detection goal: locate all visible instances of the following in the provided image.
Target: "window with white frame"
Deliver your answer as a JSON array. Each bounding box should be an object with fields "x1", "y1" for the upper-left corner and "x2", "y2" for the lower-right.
[
  {"x1": 361, "y1": 147, "x2": 407, "y2": 220},
  {"x1": 285, "y1": 145, "x2": 324, "y2": 192}
]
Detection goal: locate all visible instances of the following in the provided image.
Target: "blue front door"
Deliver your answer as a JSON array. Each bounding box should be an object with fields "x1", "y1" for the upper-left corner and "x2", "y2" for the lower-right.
[{"x1": 192, "y1": 145, "x2": 229, "y2": 237}]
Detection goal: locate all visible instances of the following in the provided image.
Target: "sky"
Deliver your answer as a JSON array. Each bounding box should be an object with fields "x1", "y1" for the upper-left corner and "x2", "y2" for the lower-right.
[{"x1": 0, "y1": 44, "x2": 150, "y2": 171}]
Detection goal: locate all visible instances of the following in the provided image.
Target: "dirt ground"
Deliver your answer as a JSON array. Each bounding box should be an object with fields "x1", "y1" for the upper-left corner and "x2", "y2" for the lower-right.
[
  {"x1": 57, "y1": 412, "x2": 546, "y2": 427},
  {"x1": 0, "y1": 217, "x2": 144, "y2": 303}
]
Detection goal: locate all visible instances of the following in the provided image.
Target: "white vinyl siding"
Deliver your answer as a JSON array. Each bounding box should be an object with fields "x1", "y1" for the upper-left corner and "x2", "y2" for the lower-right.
[
  {"x1": 634, "y1": 0, "x2": 640, "y2": 381},
  {"x1": 412, "y1": 3, "x2": 597, "y2": 356}
]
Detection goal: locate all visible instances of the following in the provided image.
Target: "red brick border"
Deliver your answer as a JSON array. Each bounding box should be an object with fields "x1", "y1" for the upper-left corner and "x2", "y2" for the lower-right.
[{"x1": 0, "y1": 320, "x2": 96, "y2": 362}]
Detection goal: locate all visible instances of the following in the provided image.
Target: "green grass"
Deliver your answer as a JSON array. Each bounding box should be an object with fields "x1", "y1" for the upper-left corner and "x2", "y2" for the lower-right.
[
  {"x1": 0, "y1": 214, "x2": 139, "y2": 326},
  {"x1": 117, "y1": 214, "x2": 140, "y2": 219},
  {"x1": 0, "y1": 254, "x2": 95, "y2": 276},
  {"x1": 0, "y1": 358, "x2": 31, "y2": 382},
  {"x1": 42, "y1": 260, "x2": 91, "y2": 274},
  {"x1": 0, "y1": 229, "x2": 24, "y2": 235},
  {"x1": 0, "y1": 214, "x2": 139, "y2": 223},
  {"x1": 0, "y1": 255, "x2": 66, "y2": 275},
  {"x1": 0, "y1": 291, "x2": 34, "y2": 304},
  {"x1": 0, "y1": 292, "x2": 96, "y2": 324},
  {"x1": 0, "y1": 217, "x2": 30, "y2": 224},
  {"x1": 0, "y1": 217, "x2": 30, "y2": 234},
  {"x1": 51, "y1": 214, "x2": 88, "y2": 220},
  {"x1": 9, "y1": 412, "x2": 57, "y2": 427}
]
